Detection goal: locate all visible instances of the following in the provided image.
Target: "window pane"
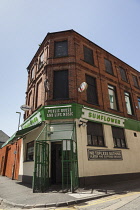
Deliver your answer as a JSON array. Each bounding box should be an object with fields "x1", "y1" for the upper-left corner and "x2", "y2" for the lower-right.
[
  {"x1": 116, "y1": 138, "x2": 121, "y2": 148},
  {"x1": 87, "y1": 135, "x2": 92, "y2": 145},
  {"x1": 108, "y1": 85, "x2": 117, "y2": 110},
  {"x1": 92, "y1": 136, "x2": 98, "y2": 146},
  {"x1": 104, "y1": 58, "x2": 113, "y2": 74},
  {"x1": 125, "y1": 92, "x2": 132, "y2": 115},
  {"x1": 112, "y1": 127, "x2": 126, "y2": 148},
  {"x1": 120, "y1": 67, "x2": 128, "y2": 82},
  {"x1": 84, "y1": 46, "x2": 94, "y2": 65},
  {"x1": 98, "y1": 136, "x2": 104, "y2": 146},
  {"x1": 54, "y1": 41, "x2": 68, "y2": 57},
  {"x1": 87, "y1": 122, "x2": 104, "y2": 147},
  {"x1": 86, "y1": 75, "x2": 98, "y2": 104},
  {"x1": 53, "y1": 70, "x2": 69, "y2": 99},
  {"x1": 26, "y1": 141, "x2": 34, "y2": 161},
  {"x1": 138, "y1": 98, "x2": 140, "y2": 109},
  {"x1": 132, "y1": 75, "x2": 139, "y2": 87}
]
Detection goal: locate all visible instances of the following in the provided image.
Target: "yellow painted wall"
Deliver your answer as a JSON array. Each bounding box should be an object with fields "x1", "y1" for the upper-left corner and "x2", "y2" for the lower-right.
[{"x1": 77, "y1": 121, "x2": 140, "y2": 177}]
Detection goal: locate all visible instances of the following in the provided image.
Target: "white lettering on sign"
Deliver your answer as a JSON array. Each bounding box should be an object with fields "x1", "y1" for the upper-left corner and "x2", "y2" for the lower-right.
[
  {"x1": 46, "y1": 107, "x2": 73, "y2": 118},
  {"x1": 82, "y1": 108, "x2": 125, "y2": 127},
  {"x1": 21, "y1": 112, "x2": 42, "y2": 129}
]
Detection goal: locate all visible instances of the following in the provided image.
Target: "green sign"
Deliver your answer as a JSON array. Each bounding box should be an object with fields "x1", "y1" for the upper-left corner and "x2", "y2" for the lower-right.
[
  {"x1": 82, "y1": 107, "x2": 125, "y2": 127},
  {"x1": 45, "y1": 105, "x2": 75, "y2": 120}
]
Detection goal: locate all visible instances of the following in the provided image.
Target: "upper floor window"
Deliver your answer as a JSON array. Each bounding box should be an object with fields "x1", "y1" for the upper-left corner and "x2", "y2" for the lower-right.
[
  {"x1": 86, "y1": 75, "x2": 98, "y2": 105},
  {"x1": 84, "y1": 46, "x2": 94, "y2": 65},
  {"x1": 31, "y1": 66, "x2": 35, "y2": 80},
  {"x1": 39, "y1": 52, "x2": 44, "y2": 69},
  {"x1": 124, "y1": 92, "x2": 133, "y2": 115},
  {"x1": 26, "y1": 141, "x2": 34, "y2": 161},
  {"x1": 87, "y1": 121, "x2": 105, "y2": 147},
  {"x1": 132, "y1": 75, "x2": 139, "y2": 88},
  {"x1": 112, "y1": 126, "x2": 126, "y2": 148},
  {"x1": 104, "y1": 58, "x2": 113, "y2": 75},
  {"x1": 54, "y1": 40, "x2": 68, "y2": 57},
  {"x1": 35, "y1": 79, "x2": 42, "y2": 108},
  {"x1": 138, "y1": 97, "x2": 140, "y2": 110},
  {"x1": 53, "y1": 70, "x2": 69, "y2": 99},
  {"x1": 120, "y1": 67, "x2": 128, "y2": 82},
  {"x1": 108, "y1": 85, "x2": 118, "y2": 110}
]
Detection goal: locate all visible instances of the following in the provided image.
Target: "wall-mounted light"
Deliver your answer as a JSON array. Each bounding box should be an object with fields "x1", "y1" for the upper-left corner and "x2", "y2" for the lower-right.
[
  {"x1": 78, "y1": 118, "x2": 88, "y2": 127},
  {"x1": 48, "y1": 126, "x2": 54, "y2": 135}
]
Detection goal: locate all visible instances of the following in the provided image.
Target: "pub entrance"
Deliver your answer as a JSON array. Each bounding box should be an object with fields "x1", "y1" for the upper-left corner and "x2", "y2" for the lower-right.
[{"x1": 51, "y1": 142, "x2": 62, "y2": 184}]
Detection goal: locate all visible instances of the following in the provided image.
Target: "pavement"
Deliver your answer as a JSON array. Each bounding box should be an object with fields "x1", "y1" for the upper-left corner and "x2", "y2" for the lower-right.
[{"x1": 0, "y1": 176, "x2": 140, "y2": 209}]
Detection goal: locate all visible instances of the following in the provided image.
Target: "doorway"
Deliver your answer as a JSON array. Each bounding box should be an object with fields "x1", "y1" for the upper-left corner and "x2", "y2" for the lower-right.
[{"x1": 51, "y1": 142, "x2": 62, "y2": 184}]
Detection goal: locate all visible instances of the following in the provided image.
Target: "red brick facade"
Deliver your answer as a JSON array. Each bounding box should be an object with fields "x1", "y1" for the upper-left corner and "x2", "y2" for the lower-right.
[
  {"x1": 0, "y1": 139, "x2": 22, "y2": 180},
  {"x1": 25, "y1": 30, "x2": 140, "y2": 121}
]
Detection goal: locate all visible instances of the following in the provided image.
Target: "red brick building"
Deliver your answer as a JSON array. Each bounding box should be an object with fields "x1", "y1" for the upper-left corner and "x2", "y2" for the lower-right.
[
  {"x1": 25, "y1": 29, "x2": 140, "y2": 121},
  {"x1": 2, "y1": 30, "x2": 140, "y2": 192}
]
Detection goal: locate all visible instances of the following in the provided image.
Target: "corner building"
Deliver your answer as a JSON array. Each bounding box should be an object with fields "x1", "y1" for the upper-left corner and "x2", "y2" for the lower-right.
[{"x1": 11, "y1": 30, "x2": 140, "y2": 192}]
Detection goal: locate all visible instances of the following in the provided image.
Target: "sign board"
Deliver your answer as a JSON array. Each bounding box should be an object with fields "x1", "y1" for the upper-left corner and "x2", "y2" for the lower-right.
[
  {"x1": 45, "y1": 105, "x2": 75, "y2": 120},
  {"x1": 82, "y1": 107, "x2": 125, "y2": 127},
  {"x1": 21, "y1": 112, "x2": 42, "y2": 129},
  {"x1": 88, "y1": 149, "x2": 123, "y2": 160}
]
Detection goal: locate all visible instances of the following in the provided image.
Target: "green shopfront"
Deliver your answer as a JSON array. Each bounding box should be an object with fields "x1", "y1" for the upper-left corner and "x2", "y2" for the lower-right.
[{"x1": 17, "y1": 103, "x2": 140, "y2": 192}]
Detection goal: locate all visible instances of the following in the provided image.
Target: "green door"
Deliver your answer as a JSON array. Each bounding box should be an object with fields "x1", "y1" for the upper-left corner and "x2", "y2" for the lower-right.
[
  {"x1": 62, "y1": 140, "x2": 78, "y2": 192},
  {"x1": 33, "y1": 140, "x2": 49, "y2": 192}
]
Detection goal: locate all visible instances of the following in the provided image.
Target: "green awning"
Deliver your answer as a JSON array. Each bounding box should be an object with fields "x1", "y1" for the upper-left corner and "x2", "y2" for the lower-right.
[{"x1": 1, "y1": 123, "x2": 42, "y2": 148}]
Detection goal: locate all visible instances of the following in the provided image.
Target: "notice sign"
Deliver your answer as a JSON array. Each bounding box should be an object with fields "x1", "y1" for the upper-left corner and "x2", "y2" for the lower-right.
[
  {"x1": 45, "y1": 105, "x2": 74, "y2": 119},
  {"x1": 88, "y1": 149, "x2": 123, "y2": 160}
]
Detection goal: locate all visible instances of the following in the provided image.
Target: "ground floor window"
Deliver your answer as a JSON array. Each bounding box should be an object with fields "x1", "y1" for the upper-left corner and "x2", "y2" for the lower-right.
[
  {"x1": 87, "y1": 121, "x2": 105, "y2": 147},
  {"x1": 26, "y1": 141, "x2": 34, "y2": 161},
  {"x1": 112, "y1": 126, "x2": 126, "y2": 148}
]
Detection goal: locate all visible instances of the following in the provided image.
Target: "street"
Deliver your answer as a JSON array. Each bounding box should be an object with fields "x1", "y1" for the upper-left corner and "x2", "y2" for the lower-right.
[{"x1": 1, "y1": 191, "x2": 140, "y2": 210}]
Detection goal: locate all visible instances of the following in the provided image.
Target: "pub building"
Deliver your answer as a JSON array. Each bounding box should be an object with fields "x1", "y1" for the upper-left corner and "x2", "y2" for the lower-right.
[{"x1": 1, "y1": 30, "x2": 140, "y2": 192}]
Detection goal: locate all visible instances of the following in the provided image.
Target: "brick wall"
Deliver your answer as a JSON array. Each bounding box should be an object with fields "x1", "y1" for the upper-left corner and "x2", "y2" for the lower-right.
[
  {"x1": 25, "y1": 30, "x2": 140, "y2": 121},
  {"x1": 0, "y1": 139, "x2": 22, "y2": 180}
]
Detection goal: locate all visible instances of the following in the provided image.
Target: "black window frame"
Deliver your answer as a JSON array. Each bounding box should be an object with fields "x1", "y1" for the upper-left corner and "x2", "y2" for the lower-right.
[
  {"x1": 112, "y1": 126, "x2": 127, "y2": 148},
  {"x1": 119, "y1": 67, "x2": 128, "y2": 82},
  {"x1": 54, "y1": 40, "x2": 68, "y2": 58},
  {"x1": 83, "y1": 46, "x2": 94, "y2": 65},
  {"x1": 108, "y1": 84, "x2": 119, "y2": 111},
  {"x1": 124, "y1": 91, "x2": 134, "y2": 115},
  {"x1": 86, "y1": 74, "x2": 98, "y2": 105},
  {"x1": 132, "y1": 74, "x2": 139, "y2": 88},
  {"x1": 38, "y1": 52, "x2": 44, "y2": 69},
  {"x1": 53, "y1": 69, "x2": 69, "y2": 100},
  {"x1": 104, "y1": 58, "x2": 114, "y2": 75},
  {"x1": 26, "y1": 141, "x2": 34, "y2": 161},
  {"x1": 138, "y1": 97, "x2": 140, "y2": 110},
  {"x1": 87, "y1": 121, "x2": 105, "y2": 147}
]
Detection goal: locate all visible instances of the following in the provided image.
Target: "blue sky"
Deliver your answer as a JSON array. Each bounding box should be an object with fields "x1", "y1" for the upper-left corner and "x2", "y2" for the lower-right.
[{"x1": 0, "y1": 0, "x2": 140, "y2": 136}]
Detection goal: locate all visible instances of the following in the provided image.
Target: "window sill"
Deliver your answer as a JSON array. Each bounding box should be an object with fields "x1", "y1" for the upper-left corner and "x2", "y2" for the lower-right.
[
  {"x1": 81, "y1": 59, "x2": 97, "y2": 67},
  {"x1": 52, "y1": 98, "x2": 70, "y2": 101},
  {"x1": 106, "y1": 71, "x2": 115, "y2": 77},
  {"x1": 54, "y1": 55, "x2": 68, "y2": 59},
  {"x1": 87, "y1": 145, "x2": 107, "y2": 148},
  {"x1": 108, "y1": 108, "x2": 122, "y2": 113},
  {"x1": 113, "y1": 147, "x2": 129, "y2": 149},
  {"x1": 84, "y1": 101, "x2": 100, "y2": 106}
]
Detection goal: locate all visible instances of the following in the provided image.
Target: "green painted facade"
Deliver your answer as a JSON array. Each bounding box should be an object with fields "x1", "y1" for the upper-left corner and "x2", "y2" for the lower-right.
[{"x1": 21, "y1": 103, "x2": 140, "y2": 132}]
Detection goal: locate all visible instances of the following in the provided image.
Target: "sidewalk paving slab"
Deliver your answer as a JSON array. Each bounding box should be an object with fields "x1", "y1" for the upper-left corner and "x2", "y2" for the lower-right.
[{"x1": 1, "y1": 175, "x2": 140, "y2": 208}]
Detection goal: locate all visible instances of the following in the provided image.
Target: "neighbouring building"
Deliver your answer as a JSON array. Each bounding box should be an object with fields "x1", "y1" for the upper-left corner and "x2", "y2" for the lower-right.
[
  {"x1": 2, "y1": 30, "x2": 140, "y2": 192},
  {"x1": 0, "y1": 130, "x2": 9, "y2": 148}
]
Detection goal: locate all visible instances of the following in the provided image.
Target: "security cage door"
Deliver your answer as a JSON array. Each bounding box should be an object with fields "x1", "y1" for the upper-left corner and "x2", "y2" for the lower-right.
[
  {"x1": 33, "y1": 140, "x2": 49, "y2": 193},
  {"x1": 62, "y1": 140, "x2": 78, "y2": 192}
]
